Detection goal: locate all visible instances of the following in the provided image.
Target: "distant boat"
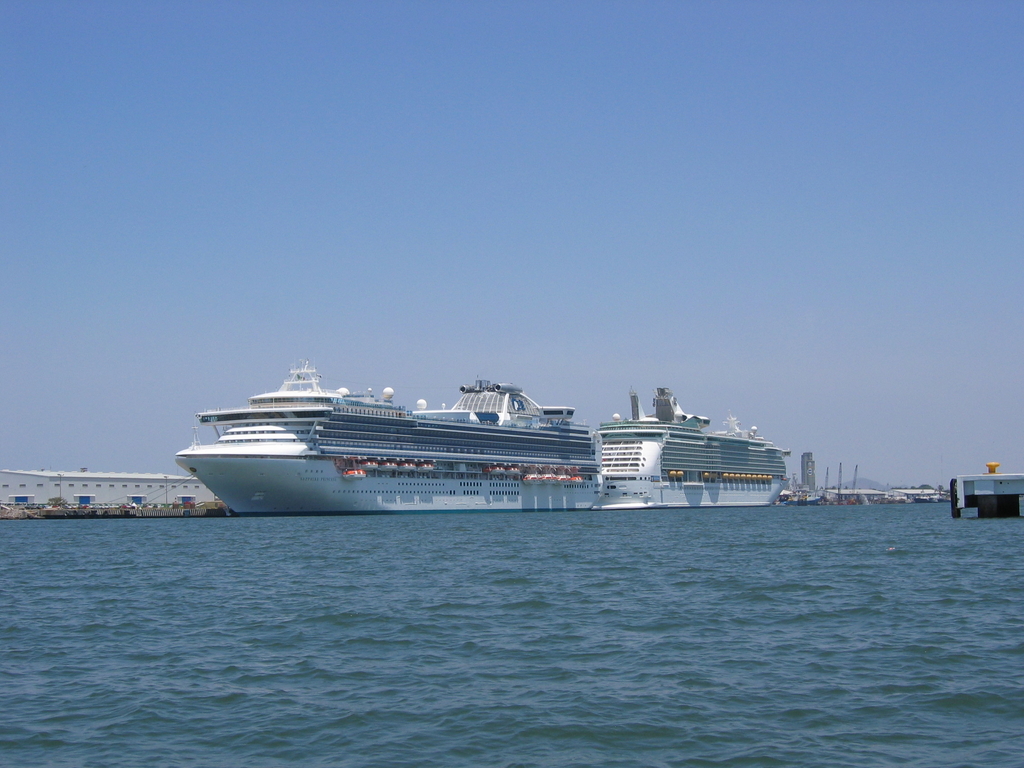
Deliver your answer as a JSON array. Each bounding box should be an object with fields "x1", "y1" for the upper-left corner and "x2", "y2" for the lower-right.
[{"x1": 780, "y1": 495, "x2": 822, "y2": 506}]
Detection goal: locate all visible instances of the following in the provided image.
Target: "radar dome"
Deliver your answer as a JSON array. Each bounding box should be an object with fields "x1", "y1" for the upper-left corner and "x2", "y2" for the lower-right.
[
  {"x1": 383, "y1": 387, "x2": 394, "y2": 400},
  {"x1": 416, "y1": 399, "x2": 427, "y2": 410},
  {"x1": 612, "y1": 413, "x2": 621, "y2": 421},
  {"x1": 337, "y1": 388, "x2": 350, "y2": 397}
]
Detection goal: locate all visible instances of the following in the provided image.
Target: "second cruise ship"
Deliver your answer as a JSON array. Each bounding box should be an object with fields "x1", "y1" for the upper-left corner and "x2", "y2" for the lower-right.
[
  {"x1": 176, "y1": 363, "x2": 601, "y2": 515},
  {"x1": 594, "y1": 387, "x2": 789, "y2": 509}
]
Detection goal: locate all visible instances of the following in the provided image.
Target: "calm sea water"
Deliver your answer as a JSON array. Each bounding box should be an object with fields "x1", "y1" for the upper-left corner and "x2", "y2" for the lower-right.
[{"x1": 2, "y1": 505, "x2": 1023, "y2": 767}]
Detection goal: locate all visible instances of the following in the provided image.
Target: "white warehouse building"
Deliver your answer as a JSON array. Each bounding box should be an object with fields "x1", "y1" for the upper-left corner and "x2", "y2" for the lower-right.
[{"x1": 1, "y1": 469, "x2": 216, "y2": 506}]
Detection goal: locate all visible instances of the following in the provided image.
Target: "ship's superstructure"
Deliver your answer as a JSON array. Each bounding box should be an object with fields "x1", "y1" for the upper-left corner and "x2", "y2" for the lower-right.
[
  {"x1": 175, "y1": 362, "x2": 600, "y2": 515},
  {"x1": 594, "y1": 387, "x2": 788, "y2": 509}
]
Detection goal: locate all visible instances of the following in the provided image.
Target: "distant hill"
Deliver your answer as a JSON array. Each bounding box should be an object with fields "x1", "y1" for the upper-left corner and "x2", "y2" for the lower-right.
[
  {"x1": 839, "y1": 477, "x2": 887, "y2": 491},
  {"x1": 831, "y1": 478, "x2": 940, "y2": 491}
]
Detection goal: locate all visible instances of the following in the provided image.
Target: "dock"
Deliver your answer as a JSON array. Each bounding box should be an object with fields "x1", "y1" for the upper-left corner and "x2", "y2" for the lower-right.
[
  {"x1": 950, "y1": 463, "x2": 1023, "y2": 518},
  {"x1": 0, "y1": 503, "x2": 229, "y2": 520}
]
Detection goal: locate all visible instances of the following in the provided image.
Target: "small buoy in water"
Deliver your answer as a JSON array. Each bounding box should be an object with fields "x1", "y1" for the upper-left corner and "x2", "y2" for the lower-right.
[{"x1": 887, "y1": 547, "x2": 896, "y2": 551}]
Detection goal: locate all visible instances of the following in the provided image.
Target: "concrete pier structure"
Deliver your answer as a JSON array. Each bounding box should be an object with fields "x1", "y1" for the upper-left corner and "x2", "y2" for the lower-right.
[{"x1": 951, "y1": 463, "x2": 1023, "y2": 518}]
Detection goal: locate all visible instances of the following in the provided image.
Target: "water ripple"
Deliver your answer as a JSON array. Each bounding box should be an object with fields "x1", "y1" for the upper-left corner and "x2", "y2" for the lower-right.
[{"x1": 3, "y1": 507, "x2": 1024, "y2": 766}]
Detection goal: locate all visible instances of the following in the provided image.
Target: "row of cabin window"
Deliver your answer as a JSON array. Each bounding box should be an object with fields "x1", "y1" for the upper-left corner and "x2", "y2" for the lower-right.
[
  {"x1": 327, "y1": 416, "x2": 592, "y2": 438},
  {"x1": 318, "y1": 436, "x2": 592, "y2": 459},
  {"x1": 321, "y1": 424, "x2": 593, "y2": 449}
]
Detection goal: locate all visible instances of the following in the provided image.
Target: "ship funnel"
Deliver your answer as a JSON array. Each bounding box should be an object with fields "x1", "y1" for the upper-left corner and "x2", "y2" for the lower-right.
[
  {"x1": 654, "y1": 388, "x2": 676, "y2": 422},
  {"x1": 653, "y1": 387, "x2": 688, "y2": 422}
]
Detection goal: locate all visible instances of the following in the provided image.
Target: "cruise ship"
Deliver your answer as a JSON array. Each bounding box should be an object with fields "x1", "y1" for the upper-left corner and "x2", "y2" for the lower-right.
[
  {"x1": 175, "y1": 363, "x2": 601, "y2": 515},
  {"x1": 594, "y1": 387, "x2": 789, "y2": 509}
]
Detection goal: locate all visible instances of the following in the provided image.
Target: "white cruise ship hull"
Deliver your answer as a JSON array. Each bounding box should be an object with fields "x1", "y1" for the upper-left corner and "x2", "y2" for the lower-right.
[
  {"x1": 594, "y1": 478, "x2": 785, "y2": 510},
  {"x1": 177, "y1": 452, "x2": 599, "y2": 515}
]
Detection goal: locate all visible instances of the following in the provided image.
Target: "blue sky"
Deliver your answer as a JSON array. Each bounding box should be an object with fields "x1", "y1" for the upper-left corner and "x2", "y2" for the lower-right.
[{"x1": 2, "y1": 1, "x2": 1021, "y2": 486}]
